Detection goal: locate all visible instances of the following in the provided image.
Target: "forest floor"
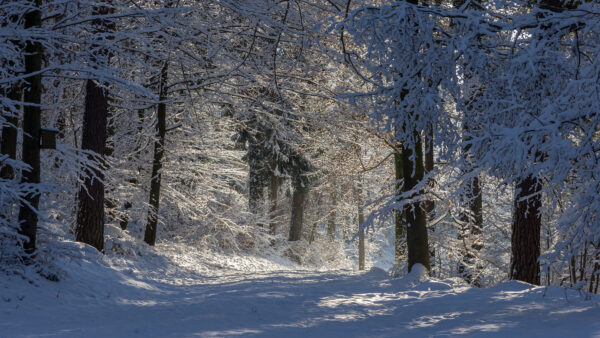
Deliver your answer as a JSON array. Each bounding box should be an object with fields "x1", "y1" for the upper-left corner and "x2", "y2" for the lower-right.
[{"x1": 2, "y1": 237, "x2": 600, "y2": 337}]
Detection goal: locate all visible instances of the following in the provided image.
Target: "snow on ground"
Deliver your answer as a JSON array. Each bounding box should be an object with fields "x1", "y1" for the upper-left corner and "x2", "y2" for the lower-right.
[{"x1": 2, "y1": 240, "x2": 600, "y2": 337}]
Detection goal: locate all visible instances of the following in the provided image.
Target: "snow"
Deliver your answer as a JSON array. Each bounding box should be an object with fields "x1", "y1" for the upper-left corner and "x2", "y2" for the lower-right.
[{"x1": 2, "y1": 240, "x2": 600, "y2": 337}]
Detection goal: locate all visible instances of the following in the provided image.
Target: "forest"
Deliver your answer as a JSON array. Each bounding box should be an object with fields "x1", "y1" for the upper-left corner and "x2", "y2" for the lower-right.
[{"x1": 1, "y1": 0, "x2": 600, "y2": 336}]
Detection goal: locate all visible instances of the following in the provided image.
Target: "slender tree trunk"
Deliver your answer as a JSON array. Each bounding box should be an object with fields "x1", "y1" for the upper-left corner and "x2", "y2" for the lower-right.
[
  {"x1": 144, "y1": 63, "x2": 168, "y2": 246},
  {"x1": 357, "y1": 181, "x2": 365, "y2": 270},
  {"x1": 17, "y1": 0, "x2": 42, "y2": 256},
  {"x1": 469, "y1": 175, "x2": 483, "y2": 283},
  {"x1": 402, "y1": 136, "x2": 430, "y2": 273},
  {"x1": 393, "y1": 149, "x2": 406, "y2": 262},
  {"x1": 309, "y1": 221, "x2": 317, "y2": 244},
  {"x1": 268, "y1": 160, "x2": 278, "y2": 235},
  {"x1": 248, "y1": 149, "x2": 264, "y2": 217},
  {"x1": 510, "y1": 175, "x2": 541, "y2": 285},
  {"x1": 424, "y1": 129, "x2": 435, "y2": 274},
  {"x1": 288, "y1": 183, "x2": 306, "y2": 241},
  {"x1": 327, "y1": 190, "x2": 336, "y2": 240}
]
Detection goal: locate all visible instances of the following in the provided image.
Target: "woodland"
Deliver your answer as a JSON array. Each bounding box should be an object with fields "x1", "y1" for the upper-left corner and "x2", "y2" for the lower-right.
[{"x1": 1, "y1": 1, "x2": 600, "y2": 334}]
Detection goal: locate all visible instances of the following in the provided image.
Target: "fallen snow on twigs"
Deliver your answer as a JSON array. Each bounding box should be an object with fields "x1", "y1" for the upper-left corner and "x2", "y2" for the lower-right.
[{"x1": 1, "y1": 239, "x2": 600, "y2": 337}]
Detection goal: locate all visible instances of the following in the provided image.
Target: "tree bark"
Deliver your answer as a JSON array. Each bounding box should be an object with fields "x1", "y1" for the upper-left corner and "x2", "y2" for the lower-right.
[
  {"x1": 248, "y1": 143, "x2": 264, "y2": 217},
  {"x1": 144, "y1": 62, "x2": 168, "y2": 246},
  {"x1": 357, "y1": 181, "x2": 366, "y2": 271},
  {"x1": 424, "y1": 130, "x2": 436, "y2": 274},
  {"x1": 510, "y1": 175, "x2": 541, "y2": 285},
  {"x1": 508, "y1": 0, "x2": 560, "y2": 286},
  {"x1": 394, "y1": 149, "x2": 406, "y2": 262},
  {"x1": 268, "y1": 161, "x2": 278, "y2": 235},
  {"x1": 327, "y1": 190, "x2": 336, "y2": 240},
  {"x1": 402, "y1": 137, "x2": 430, "y2": 273},
  {"x1": 288, "y1": 184, "x2": 306, "y2": 241},
  {"x1": 75, "y1": 0, "x2": 114, "y2": 252},
  {"x1": 17, "y1": 0, "x2": 43, "y2": 256},
  {"x1": 76, "y1": 79, "x2": 108, "y2": 252}
]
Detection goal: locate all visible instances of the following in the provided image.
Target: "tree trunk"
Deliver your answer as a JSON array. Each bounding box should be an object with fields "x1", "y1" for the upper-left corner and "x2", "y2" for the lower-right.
[
  {"x1": 510, "y1": 175, "x2": 541, "y2": 285},
  {"x1": 327, "y1": 191, "x2": 336, "y2": 240},
  {"x1": 288, "y1": 184, "x2": 306, "y2": 241},
  {"x1": 268, "y1": 161, "x2": 278, "y2": 235},
  {"x1": 424, "y1": 129, "x2": 436, "y2": 274},
  {"x1": 144, "y1": 62, "x2": 168, "y2": 246},
  {"x1": 75, "y1": 0, "x2": 114, "y2": 252},
  {"x1": 309, "y1": 221, "x2": 317, "y2": 244},
  {"x1": 75, "y1": 79, "x2": 108, "y2": 252},
  {"x1": 357, "y1": 182, "x2": 365, "y2": 271},
  {"x1": 507, "y1": 0, "x2": 560, "y2": 285},
  {"x1": 248, "y1": 146, "x2": 264, "y2": 217},
  {"x1": 394, "y1": 150, "x2": 406, "y2": 262},
  {"x1": 402, "y1": 136, "x2": 430, "y2": 273},
  {"x1": 17, "y1": 0, "x2": 43, "y2": 256}
]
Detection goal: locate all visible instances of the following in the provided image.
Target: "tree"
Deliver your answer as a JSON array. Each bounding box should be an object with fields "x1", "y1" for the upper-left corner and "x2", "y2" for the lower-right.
[
  {"x1": 17, "y1": 0, "x2": 42, "y2": 256},
  {"x1": 288, "y1": 153, "x2": 311, "y2": 242},
  {"x1": 401, "y1": 139, "x2": 430, "y2": 272},
  {"x1": 393, "y1": 148, "x2": 406, "y2": 262},
  {"x1": 75, "y1": 1, "x2": 114, "y2": 252},
  {"x1": 144, "y1": 62, "x2": 168, "y2": 246},
  {"x1": 357, "y1": 178, "x2": 366, "y2": 270}
]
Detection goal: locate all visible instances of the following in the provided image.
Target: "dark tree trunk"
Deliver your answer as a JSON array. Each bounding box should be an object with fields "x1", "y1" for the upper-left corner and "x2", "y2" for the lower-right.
[
  {"x1": 268, "y1": 161, "x2": 278, "y2": 235},
  {"x1": 394, "y1": 149, "x2": 406, "y2": 261},
  {"x1": 357, "y1": 181, "x2": 365, "y2": 270},
  {"x1": 510, "y1": 175, "x2": 541, "y2": 285},
  {"x1": 76, "y1": 79, "x2": 108, "y2": 252},
  {"x1": 248, "y1": 146, "x2": 264, "y2": 217},
  {"x1": 507, "y1": 0, "x2": 559, "y2": 286},
  {"x1": 327, "y1": 191, "x2": 336, "y2": 240},
  {"x1": 402, "y1": 137, "x2": 430, "y2": 273},
  {"x1": 424, "y1": 130, "x2": 435, "y2": 274},
  {"x1": 17, "y1": 0, "x2": 42, "y2": 255},
  {"x1": 144, "y1": 63, "x2": 168, "y2": 246},
  {"x1": 424, "y1": 130, "x2": 435, "y2": 214},
  {"x1": 75, "y1": 0, "x2": 114, "y2": 252},
  {"x1": 288, "y1": 185, "x2": 306, "y2": 241}
]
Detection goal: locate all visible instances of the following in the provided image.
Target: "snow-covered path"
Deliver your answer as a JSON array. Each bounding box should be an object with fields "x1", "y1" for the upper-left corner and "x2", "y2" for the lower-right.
[{"x1": 2, "y1": 243, "x2": 600, "y2": 337}]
